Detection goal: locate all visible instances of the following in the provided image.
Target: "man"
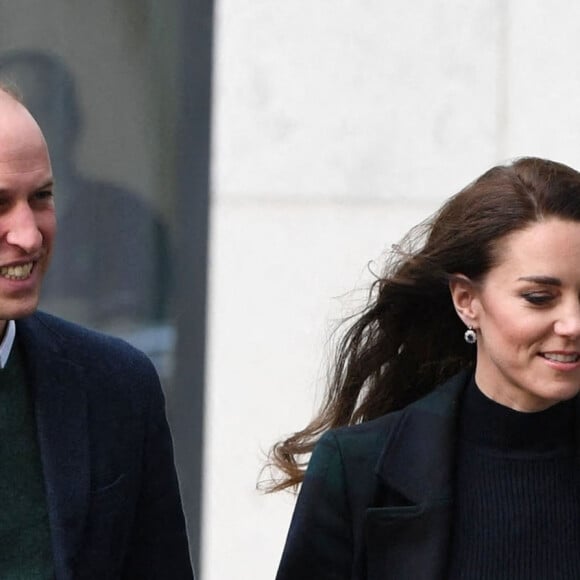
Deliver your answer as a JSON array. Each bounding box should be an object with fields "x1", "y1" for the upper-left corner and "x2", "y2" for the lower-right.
[{"x1": 0, "y1": 87, "x2": 194, "y2": 578}]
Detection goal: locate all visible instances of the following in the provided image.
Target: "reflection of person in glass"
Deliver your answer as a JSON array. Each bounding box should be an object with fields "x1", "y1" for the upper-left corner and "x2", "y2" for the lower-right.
[
  {"x1": 272, "y1": 158, "x2": 580, "y2": 579},
  {"x1": 0, "y1": 50, "x2": 170, "y2": 334},
  {"x1": 0, "y1": 86, "x2": 193, "y2": 577}
]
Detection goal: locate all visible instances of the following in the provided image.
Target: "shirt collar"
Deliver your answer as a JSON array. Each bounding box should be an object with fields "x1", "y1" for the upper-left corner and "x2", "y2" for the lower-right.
[{"x1": 0, "y1": 320, "x2": 16, "y2": 369}]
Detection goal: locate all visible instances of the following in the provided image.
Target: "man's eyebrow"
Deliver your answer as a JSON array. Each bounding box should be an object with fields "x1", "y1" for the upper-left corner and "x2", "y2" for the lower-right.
[
  {"x1": 37, "y1": 179, "x2": 54, "y2": 190},
  {"x1": 517, "y1": 275, "x2": 562, "y2": 286},
  {"x1": 0, "y1": 180, "x2": 54, "y2": 196}
]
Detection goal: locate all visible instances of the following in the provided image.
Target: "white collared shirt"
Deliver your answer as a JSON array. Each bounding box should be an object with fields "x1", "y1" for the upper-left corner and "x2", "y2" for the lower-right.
[{"x1": 0, "y1": 320, "x2": 15, "y2": 369}]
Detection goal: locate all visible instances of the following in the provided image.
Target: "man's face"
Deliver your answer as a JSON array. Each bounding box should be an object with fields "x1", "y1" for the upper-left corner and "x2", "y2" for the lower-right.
[{"x1": 0, "y1": 93, "x2": 55, "y2": 335}]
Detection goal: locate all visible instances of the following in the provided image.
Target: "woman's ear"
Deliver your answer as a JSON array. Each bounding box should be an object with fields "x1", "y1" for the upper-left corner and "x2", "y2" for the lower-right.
[{"x1": 449, "y1": 274, "x2": 480, "y2": 328}]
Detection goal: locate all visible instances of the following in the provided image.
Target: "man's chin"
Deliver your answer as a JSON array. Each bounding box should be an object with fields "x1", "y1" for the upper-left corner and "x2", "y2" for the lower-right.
[{"x1": 0, "y1": 298, "x2": 40, "y2": 322}]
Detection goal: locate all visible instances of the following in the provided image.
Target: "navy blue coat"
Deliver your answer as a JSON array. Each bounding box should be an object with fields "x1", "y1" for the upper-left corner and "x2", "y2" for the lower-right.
[
  {"x1": 17, "y1": 311, "x2": 194, "y2": 580},
  {"x1": 276, "y1": 371, "x2": 472, "y2": 580}
]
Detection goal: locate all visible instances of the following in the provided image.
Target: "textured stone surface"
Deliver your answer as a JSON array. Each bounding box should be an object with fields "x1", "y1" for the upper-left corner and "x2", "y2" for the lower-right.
[
  {"x1": 207, "y1": 2, "x2": 580, "y2": 579},
  {"x1": 505, "y1": 1, "x2": 580, "y2": 165},
  {"x1": 212, "y1": 0, "x2": 500, "y2": 201}
]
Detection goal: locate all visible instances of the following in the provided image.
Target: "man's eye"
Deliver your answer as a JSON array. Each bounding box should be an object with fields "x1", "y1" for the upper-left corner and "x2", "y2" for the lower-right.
[
  {"x1": 522, "y1": 293, "x2": 552, "y2": 305},
  {"x1": 33, "y1": 190, "x2": 54, "y2": 201}
]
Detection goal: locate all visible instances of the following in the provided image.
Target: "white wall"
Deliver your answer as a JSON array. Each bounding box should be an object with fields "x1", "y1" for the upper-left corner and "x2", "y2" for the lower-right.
[{"x1": 205, "y1": 1, "x2": 580, "y2": 578}]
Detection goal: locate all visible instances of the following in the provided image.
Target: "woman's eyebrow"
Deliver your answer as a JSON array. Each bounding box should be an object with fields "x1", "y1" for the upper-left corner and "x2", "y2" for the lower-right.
[{"x1": 517, "y1": 275, "x2": 562, "y2": 286}]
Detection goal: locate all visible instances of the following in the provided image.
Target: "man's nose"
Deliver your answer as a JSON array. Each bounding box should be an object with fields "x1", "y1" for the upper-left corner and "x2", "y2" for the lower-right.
[{"x1": 5, "y1": 204, "x2": 43, "y2": 253}]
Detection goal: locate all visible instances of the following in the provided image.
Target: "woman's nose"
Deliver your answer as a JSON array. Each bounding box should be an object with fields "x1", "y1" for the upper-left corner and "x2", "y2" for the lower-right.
[{"x1": 554, "y1": 303, "x2": 580, "y2": 338}]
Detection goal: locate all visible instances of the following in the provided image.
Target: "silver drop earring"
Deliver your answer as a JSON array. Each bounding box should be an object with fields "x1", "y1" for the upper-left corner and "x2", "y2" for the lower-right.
[{"x1": 464, "y1": 327, "x2": 477, "y2": 344}]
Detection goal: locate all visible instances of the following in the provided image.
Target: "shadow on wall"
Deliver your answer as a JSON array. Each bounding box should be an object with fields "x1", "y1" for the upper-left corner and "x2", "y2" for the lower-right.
[{"x1": 0, "y1": 50, "x2": 174, "y2": 374}]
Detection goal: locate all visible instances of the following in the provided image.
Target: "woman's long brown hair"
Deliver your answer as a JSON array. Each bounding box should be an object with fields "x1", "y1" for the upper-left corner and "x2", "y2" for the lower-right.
[{"x1": 265, "y1": 157, "x2": 580, "y2": 492}]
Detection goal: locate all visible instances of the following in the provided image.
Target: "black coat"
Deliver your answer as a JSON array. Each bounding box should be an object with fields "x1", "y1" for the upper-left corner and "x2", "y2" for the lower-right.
[
  {"x1": 276, "y1": 370, "x2": 471, "y2": 580},
  {"x1": 17, "y1": 311, "x2": 194, "y2": 580}
]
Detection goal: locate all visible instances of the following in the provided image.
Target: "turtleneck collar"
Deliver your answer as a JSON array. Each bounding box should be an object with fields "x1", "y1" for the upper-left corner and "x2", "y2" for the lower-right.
[{"x1": 459, "y1": 376, "x2": 576, "y2": 455}]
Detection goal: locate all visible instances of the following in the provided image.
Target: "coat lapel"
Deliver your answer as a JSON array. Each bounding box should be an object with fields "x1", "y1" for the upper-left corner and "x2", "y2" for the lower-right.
[
  {"x1": 364, "y1": 371, "x2": 469, "y2": 580},
  {"x1": 17, "y1": 315, "x2": 90, "y2": 580}
]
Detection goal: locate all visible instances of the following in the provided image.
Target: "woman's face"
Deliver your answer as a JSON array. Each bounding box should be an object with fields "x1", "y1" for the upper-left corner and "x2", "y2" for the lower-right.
[{"x1": 461, "y1": 218, "x2": 580, "y2": 411}]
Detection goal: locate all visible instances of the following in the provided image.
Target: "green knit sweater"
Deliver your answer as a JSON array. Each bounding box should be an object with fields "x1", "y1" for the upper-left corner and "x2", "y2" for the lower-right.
[{"x1": 0, "y1": 340, "x2": 54, "y2": 579}]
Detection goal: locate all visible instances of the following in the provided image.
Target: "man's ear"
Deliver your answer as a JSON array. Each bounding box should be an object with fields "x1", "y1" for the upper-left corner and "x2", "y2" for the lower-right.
[{"x1": 449, "y1": 274, "x2": 480, "y2": 328}]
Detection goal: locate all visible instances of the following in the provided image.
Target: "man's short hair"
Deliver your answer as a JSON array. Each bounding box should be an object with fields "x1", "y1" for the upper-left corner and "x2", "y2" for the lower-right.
[{"x1": 0, "y1": 80, "x2": 23, "y2": 103}]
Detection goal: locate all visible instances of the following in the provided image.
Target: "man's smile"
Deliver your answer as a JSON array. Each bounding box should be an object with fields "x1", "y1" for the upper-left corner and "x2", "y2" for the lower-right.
[{"x1": 0, "y1": 261, "x2": 35, "y2": 280}]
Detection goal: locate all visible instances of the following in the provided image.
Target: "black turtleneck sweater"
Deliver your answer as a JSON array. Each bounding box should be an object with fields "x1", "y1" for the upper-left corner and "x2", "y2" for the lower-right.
[{"x1": 447, "y1": 379, "x2": 580, "y2": 579}]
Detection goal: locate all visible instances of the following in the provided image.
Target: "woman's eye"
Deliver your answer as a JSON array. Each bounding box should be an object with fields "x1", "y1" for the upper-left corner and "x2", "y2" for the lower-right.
[{"x1": 522, "y1": 293, "x2": 553, "y2": 305}]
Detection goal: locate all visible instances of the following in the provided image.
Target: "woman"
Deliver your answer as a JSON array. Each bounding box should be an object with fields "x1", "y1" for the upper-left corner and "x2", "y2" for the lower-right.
[{"x1": 270, "y1": 157, "x2": 580, "y2": 579}]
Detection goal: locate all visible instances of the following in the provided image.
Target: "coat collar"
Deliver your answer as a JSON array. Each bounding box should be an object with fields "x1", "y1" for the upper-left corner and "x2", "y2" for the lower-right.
[
  {"x1": 375, "y1": 370, "x2": 469, "y2": 504},
  {"x1": 17, "y1": 314, "x2": 90, "y2": 580},
  {"x1": 363, "y1": 370, "x2": 470, "y2": 580}
]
